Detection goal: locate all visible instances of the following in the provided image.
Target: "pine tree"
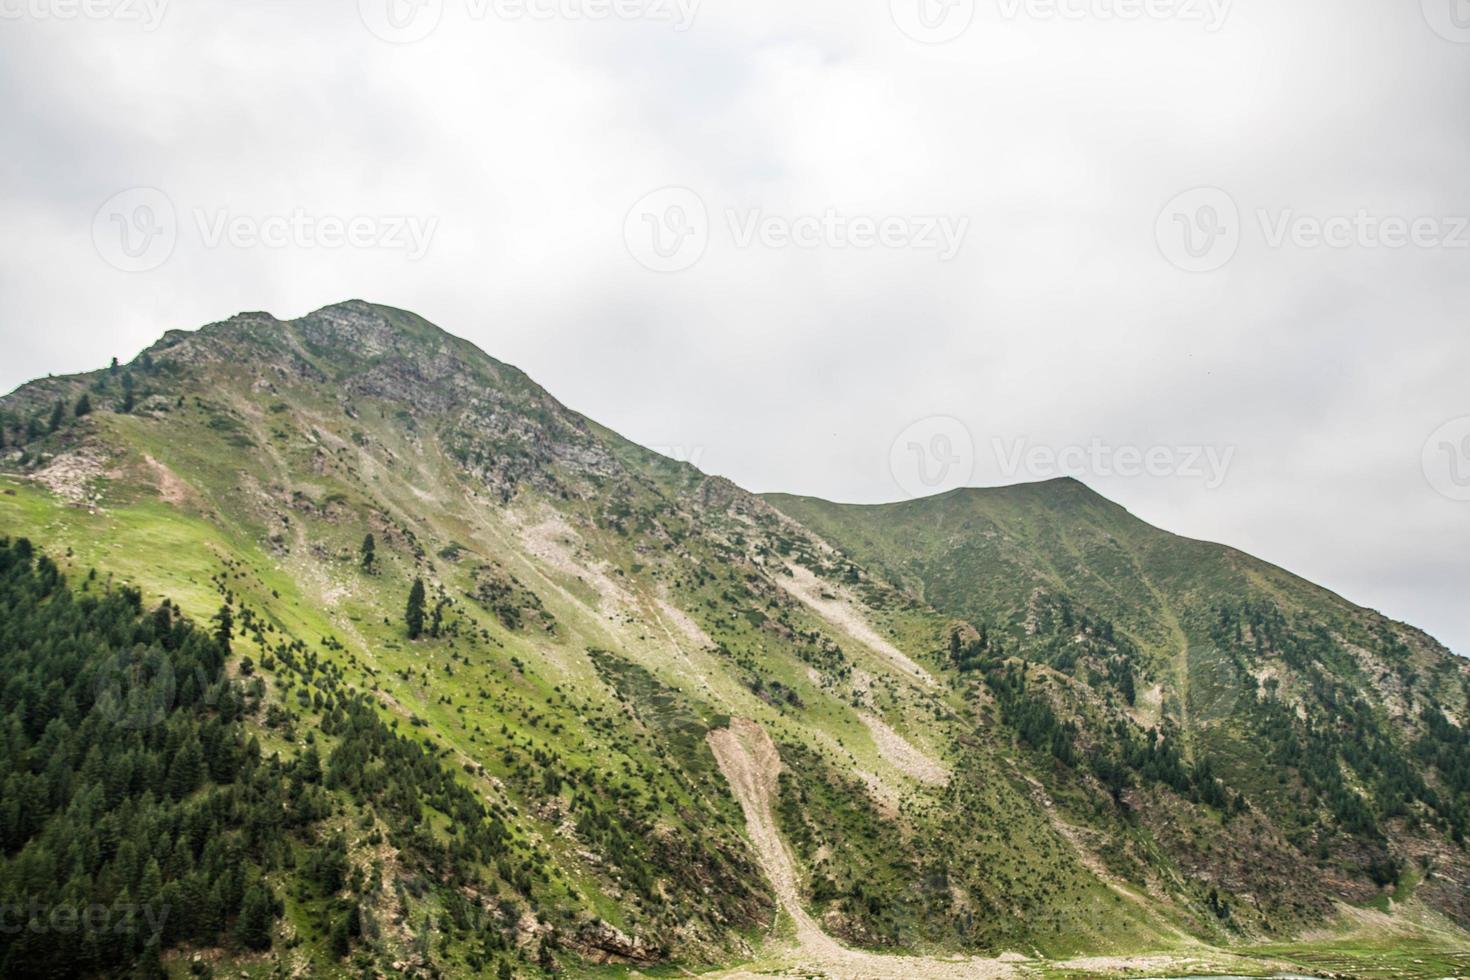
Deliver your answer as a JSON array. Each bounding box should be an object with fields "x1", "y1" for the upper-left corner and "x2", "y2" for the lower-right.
[
  {"x1": 234, "y1": 883, "x2": 275, "y2": 951},
  {"x1": 213, "y1": 604, "x2": 233, "y2": 654},
  {"x1": 360, "y1": 533, "x2": 376, "y2": 573},
  {"x1": 131, "y1": 942, "x2": 167, "y2": 980},
  {"x1": 297, "y1": 745, "x2": 322, "y2": 785},
  {"x1": 328, "y1": 914, "x2": 352, "y2": 958},
  {"x1": 48, "y1": 400, "x2": 65, "y2": 433},
  {"x1": 166, "y1": 735, "x2": 204, "y2": 800},
  {"x1": 139, "y1": 857, "x2": 163, "y2": 906},
  {"x1": 121, "y1": 373, "x2": 136, "y2": 413},
  {"x1": 406, "y1": 578, "x2": 427, "y2": 639},
  {"x1": 75, "y1": 393, "x2": 92, "y2": 418}
]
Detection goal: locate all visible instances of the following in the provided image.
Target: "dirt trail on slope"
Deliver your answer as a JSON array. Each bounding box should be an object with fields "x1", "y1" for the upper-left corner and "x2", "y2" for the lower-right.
[
  {"x1": 142, "y1": 454, "x2": 193, "y2": 505},
  {"x1": 708, "y1": 719, "x2": 1014, "y2": 979}
]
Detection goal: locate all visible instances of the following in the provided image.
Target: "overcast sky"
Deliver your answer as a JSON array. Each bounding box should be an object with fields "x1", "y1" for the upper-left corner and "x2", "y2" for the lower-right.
[{"x1": 2, "y1": 0, "x2": 1468, "y2": 654}]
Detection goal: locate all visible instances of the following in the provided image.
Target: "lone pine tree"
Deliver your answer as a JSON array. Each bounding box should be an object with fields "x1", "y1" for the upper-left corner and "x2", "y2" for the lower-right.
[{"x1": 406, "y1": 577, "x2": 427, "y2": 639}]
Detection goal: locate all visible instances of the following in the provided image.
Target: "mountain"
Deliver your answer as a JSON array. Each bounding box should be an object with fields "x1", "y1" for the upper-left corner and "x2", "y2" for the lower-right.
[{"x1": 0, "y1": 301, "x2": 1466, "y2": 979}]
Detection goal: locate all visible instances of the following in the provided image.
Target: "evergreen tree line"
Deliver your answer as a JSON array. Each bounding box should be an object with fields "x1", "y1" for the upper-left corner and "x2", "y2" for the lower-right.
[
  {"x1": 950, "y1": 600, "x2": 1139, "y2": 707},
  {"x1": 1211, "y1": 601, "x2": 1470, "y2": 860},
  {"x1": 0, "y1": 353, "x2": 168, "y2": 452},
  {"x1": 0, "y1": 537, "x2": 289, "y2": 976},
  {"x1": 0, "y1": 538, "x2": 547, "y2": 977},
  {"x1": 952, "y1": 629, "x2": 1232, "y2": 811}
]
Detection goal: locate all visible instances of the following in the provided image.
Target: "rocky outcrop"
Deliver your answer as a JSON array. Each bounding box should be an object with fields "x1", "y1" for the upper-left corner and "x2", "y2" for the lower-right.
[{"x1": 568, "y1": 920, "x2": 661, "y2": 965}]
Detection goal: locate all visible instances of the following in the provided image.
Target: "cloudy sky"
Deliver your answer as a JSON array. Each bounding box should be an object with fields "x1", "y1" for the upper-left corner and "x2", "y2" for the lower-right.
[{"x1": 2, "y1": 0, "x2": 1468, "y2": 654}]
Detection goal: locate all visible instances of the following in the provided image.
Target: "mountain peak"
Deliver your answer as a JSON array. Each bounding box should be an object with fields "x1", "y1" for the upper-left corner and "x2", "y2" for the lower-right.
[{"x1": 3, "y1": 302, "x2": 1469, "y2": 976}]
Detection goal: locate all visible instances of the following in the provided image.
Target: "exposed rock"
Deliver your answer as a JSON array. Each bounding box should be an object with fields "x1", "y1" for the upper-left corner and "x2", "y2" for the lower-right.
[{"x1": 570, "y1": 919, "x2": 660, "y2": 965}]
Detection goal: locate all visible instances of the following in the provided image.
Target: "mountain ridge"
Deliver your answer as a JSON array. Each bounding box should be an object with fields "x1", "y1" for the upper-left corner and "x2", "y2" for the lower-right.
[
  {"x1": 0, "y1": 301, "x2": 1467, "y2": 978},
  {"x1": 764, "y1": 481, "x2": 1458, "y2": 662},
  {"x1": 12, "y1": 299, "x2": 1449, "y2": 659}
]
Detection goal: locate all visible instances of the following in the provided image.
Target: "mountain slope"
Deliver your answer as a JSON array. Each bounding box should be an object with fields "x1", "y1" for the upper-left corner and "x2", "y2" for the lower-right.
[
  {"x1": 0, "y1": 301, "x2": 1466, "y2": 978},
  {"x1": 767, "y1": 484, "x2": 1470, "y2": 918}
]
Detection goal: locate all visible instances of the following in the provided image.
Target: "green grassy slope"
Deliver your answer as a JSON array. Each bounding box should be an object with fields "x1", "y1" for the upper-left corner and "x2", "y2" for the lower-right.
[
  {"x1": 765, "y1": 481, "x2": 1453, "y2": 673},
  {"x1": 0, "y1": 302, "x2": 1466, "y2": 977},
  {"x1": 767, "y1": 484, "x2": 1470, "y2": 923}
]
